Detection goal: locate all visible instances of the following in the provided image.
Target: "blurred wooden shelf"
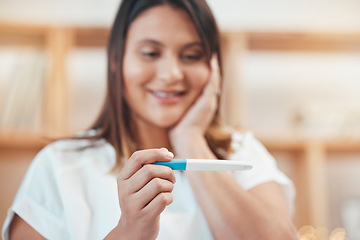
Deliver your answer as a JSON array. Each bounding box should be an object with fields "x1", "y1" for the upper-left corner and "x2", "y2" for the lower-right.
[
  {"x1": 0, "y1": 23, "x2": 48, "y2": 46},
  {"x1": 0, "y1": 132, "x2": 49, "y2": 150},
  {"x1": 2, "y1": 22, "x2": 360, "y2": 50},
  {"x1": 1, "y1": 131, "x2": 359, "y2": 152},
  {"x1": 324, "y1": 138, "x2": 360, "y2": 152},
  {"x1": 1, "y1": 22, "x2": 360, "y2": 230},
  {"x1": 245, "y1": 32, "x2": 360, "y2": 52},
  {"x1": 260, "y1": 137, "x2": 360, "y2": 152}
]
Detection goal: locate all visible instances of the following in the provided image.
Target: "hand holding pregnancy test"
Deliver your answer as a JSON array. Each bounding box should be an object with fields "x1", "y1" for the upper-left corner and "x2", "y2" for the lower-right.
[{"x1": 153, "y1": 158, "x2": 252, "y2": 171}]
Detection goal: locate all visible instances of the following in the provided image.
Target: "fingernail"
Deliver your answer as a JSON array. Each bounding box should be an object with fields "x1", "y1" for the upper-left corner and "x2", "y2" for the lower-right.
[
  {"x1": 165, "y1": 151, "x2": 174, "y2": 159},
  {"x1": 160, "y1": 148, "x2": 174, "y2": 159}
]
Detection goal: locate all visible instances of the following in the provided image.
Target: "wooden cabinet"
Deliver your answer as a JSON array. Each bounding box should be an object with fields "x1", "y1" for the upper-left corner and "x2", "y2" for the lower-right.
[
  {"x1": 1, "y1": 23, "x2": 360, "y2": 231},
  {"x1": 220, "y1": 31, "x2": 360, "y2": 229},
  {"x1": 0, "y1": 24, "x2": 110, "y2": 137}
]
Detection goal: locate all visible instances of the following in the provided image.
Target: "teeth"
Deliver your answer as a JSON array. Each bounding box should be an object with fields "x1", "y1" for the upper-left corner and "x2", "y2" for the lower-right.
[{"x1": 152, "y1": 91, "x2": 182, "y2": 98}]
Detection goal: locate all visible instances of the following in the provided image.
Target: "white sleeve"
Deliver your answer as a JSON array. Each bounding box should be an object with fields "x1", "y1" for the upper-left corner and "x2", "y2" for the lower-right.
[
  {"x1": 1, "y1": 144, "x2": 69, "y2": 240},
  {"x1": 229, "y1": 131, "x2": 296, "y2": 215}
]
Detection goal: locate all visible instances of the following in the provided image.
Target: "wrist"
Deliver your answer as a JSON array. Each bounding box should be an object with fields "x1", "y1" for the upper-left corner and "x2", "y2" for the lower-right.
[
  {"x1": 170, "y1": 133, "x2": 211, "y2": 158},
  {"x1": 170, "y1": 127, "x2": 204, "y2": 142},
  {"x1": 170, "y1": 130, "x2": 205, "y2": 147},
  {"x1": 105, "y1": 217, "x2": 129, "y2": 240}
]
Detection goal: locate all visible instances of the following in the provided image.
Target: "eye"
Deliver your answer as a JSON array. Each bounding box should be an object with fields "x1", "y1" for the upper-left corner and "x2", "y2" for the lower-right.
[
  {"x1": 141, "y1": 51, "x2": 160, "y2": 58},
  {"x1": 181, "y1": 53, "x2": 203, "y2": 63},
  {"x1": 181, "y1": 49, "x2": 204, "y2": 63},
  {"x1": 184, "y1": 54, "x2": 201, "y2": 60}
]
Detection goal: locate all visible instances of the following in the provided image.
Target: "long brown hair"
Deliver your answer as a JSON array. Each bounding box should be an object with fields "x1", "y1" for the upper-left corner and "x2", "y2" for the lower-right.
[{"x1": 89, "y1": 0, "x2": 232, "y2": 171}]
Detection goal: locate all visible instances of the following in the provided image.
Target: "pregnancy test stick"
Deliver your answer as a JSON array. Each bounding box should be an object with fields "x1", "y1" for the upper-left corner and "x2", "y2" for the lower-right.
[{"x1": 153, "y1": 159, "x2": 252, "y2": 171}]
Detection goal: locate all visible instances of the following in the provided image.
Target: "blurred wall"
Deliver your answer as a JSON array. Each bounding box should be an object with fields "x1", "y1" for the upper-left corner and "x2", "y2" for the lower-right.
[{"x1": 0, "y1": 0, "x2": 359, "y2": 31}]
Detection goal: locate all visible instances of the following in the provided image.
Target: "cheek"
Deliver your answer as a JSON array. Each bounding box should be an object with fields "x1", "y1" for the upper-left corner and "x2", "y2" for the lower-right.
[
  {"x1": 187, "y1": 64, "x2": 210, "y2": 90},
  {"x1": 123, "y1": 55, "x2": 143, "y2": 87},
  {"x1": 122, "y1": 55, "x2": 153, "y2": 96}
]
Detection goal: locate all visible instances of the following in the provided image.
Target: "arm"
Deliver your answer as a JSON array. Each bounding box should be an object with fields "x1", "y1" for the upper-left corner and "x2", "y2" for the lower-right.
[
  {"x1": 169, "y1": 56, "x2": 298, "y2": 239},
  {"x1": 9, "y1": 214, "x2": 46, "y2": 240},
  {"x1": 189, "y1": 171, "x2": 297, "y2": 239},
  {"x1": 173, "y1": 134, "x2": 298, "y2": 240},
  {"x1": 9, "y1": 214, "x2": 45, "y2": 240}
]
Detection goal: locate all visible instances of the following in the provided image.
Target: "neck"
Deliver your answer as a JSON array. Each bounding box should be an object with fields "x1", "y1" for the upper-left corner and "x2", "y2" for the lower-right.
[{"x1": 131, "y1": 116, "x2": 171, "y2": 151}]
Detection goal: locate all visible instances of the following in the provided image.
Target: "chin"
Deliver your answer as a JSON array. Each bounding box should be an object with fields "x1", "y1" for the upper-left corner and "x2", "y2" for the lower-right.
[
  {"x1": 153, "y1": 119, "x2": 179, "y2": 129},
  {"x1": 150, "y1": 114, "x2": 183, "y2": 129}
]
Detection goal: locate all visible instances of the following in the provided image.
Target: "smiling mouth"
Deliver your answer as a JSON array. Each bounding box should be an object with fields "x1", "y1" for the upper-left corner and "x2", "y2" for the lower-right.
[{"x1": 150, "y1": 90, "x2": 186, "y2": 98}]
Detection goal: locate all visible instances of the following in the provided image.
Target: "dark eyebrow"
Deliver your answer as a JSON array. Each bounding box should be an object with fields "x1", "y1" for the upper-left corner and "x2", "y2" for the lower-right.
[
  {"x1": 137, "y1": 39, "x2": 164, "y2": 46},
  {"x1": 136, "y1": 39, "x2": 203, "y2": 48},
  {"x1": 184, "y1": 42, "x2": 203, "y2": 48}
]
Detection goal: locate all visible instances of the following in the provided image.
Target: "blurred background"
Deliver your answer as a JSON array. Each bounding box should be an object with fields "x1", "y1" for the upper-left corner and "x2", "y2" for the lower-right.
[{"x1": 1, "y1": 0, "x2": 360, "y2": 239}]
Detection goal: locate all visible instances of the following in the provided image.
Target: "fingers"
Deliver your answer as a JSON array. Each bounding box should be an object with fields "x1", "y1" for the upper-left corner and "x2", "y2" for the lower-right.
[
  {"x1": 203, "y1": 55, "x2": 221, "y2": 99},
  {"x1": 116, "y1": 148, "x2": 176, "y2": 238},
  {"x1": 127, "y1": 164, "x2": 176, "y2": 193},
  {"x1": 119, "y1": 148, "x2": 174, "y2": 180},
  {"x1": 210, "y1": 54, "x2": 221, "y2": 93},
  {"x1": 143, "y1": 192, "x2": 174, "y2": 218},
  {"x1": 135, "y1": 177, "x2": 174, "y2": 209}
]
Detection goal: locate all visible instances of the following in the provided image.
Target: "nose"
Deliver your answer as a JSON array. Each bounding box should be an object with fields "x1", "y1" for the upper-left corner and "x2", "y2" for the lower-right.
[{"x1": 157, "y1": 56, "x2": 184, "y2": 84}]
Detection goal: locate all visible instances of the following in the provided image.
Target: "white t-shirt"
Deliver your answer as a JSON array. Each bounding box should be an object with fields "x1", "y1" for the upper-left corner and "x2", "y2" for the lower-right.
[{"x1": 2, "y1": 131, "x2": 295, "y2": 240}]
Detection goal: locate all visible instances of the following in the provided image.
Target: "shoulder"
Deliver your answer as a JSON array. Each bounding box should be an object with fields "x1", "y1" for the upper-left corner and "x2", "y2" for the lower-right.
[
  {"x1": 33, "y1": 136, "x2": 116, "y2": 174},
  {"x1": 229, "y1": 131, "x2": 295, "y2": 214},
  {"x1": 50, "y1": 129, "x2": 110, "y2": 152},
  {"x1": 229, "y1": 130, "x2": 281, "y2": 185},
  {"x1": 230, "y1": 130, "x2": 254, "y2": 147},
  {"x1": 2, "y1": 133, "x2": 118, "y2": 239},
  {"x1": 49, "y1": 137, "x2": 109, "y2": 153},
  {"x1": 230, "y1": 131, "x2": 268, "y2": 156}
]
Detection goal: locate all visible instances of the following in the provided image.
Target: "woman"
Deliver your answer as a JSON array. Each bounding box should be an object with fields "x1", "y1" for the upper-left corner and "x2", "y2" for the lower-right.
[{"x1": 3, "y1": 0, "x2": 298, "y2": 239}]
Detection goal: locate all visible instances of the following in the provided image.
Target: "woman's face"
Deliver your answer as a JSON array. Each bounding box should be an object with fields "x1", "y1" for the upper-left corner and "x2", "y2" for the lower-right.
[{"x1": 122, "y1": 5, "x2": 210, "y2": 129}]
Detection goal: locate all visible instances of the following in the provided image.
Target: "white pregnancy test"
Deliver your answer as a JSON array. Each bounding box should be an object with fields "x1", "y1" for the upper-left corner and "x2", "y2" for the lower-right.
[{"x1": 153, "y1": 159, "x2": 252, "y2": 171}]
